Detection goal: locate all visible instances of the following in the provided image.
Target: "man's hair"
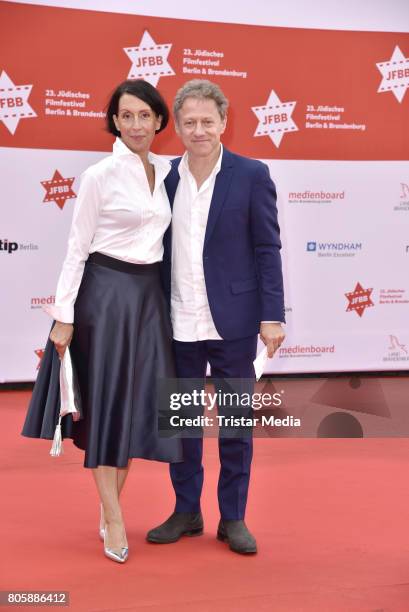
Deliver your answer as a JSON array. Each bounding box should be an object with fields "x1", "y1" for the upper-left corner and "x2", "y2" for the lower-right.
[
  {"x1": 173, "y1": 79, "x2": 229, "y2": 120},
  {"x1": 106, "y1": 79, "x2": 169, "y2": 136}
]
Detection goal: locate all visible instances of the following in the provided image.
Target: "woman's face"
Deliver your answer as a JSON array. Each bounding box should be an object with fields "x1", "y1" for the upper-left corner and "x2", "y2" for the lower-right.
[{"x1": 113, "y1": 93, "x2": 161, "y2": 156}]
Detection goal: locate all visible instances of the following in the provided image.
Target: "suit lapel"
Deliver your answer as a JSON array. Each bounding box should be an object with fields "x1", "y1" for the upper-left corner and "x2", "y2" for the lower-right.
[
  {"x1": 204, "y1": 148, "x2": 235, "y2": 248},
  {"x1": 164, "y1": 157, "x2": 182, "y2": 210},
  {"x1": 163, "y1": 158, "x2": 182, "y2": 276}
]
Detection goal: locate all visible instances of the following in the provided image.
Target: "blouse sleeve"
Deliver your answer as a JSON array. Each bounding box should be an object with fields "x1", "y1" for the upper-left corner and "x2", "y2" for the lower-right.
[{"x1": 43, "y1": 169, "x2": 101, "y2": 324}]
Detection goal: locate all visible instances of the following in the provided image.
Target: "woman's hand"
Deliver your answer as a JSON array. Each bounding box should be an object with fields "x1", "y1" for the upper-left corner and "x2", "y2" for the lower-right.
[{"x1": 50, "y1": 321, "x2": 74, "y2": 359}]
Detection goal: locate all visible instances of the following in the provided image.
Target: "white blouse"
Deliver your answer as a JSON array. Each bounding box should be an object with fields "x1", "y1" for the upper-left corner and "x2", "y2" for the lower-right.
[{"x1": 45, "y1": 137, "x2": 172, "y2": 324}]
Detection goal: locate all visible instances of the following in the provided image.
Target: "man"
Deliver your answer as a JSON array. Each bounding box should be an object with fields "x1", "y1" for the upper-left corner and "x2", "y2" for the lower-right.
[{"x1": 147, "y1": 80, "x2": 285, "y2": 554}]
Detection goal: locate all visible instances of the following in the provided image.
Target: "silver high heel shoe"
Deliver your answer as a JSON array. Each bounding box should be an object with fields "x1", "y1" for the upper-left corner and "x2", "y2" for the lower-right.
[
  {"x1": 103, "y1": 526, "x2": 128, "y2": 564},
  {"x1": 99, "y1": 504, "x2": 105, "y2": 542}
]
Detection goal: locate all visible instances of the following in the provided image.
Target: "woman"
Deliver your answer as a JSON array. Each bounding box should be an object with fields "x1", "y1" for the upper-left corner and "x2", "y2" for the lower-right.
[{"x1": 22, "y1": 79, "x2": 182, "y2": 563}]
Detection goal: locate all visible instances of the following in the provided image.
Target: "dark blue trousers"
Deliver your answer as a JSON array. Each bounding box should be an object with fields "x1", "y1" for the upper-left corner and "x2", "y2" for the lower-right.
[{"x1": 170, "y1": 336, "x2": 258, "y2": 520}]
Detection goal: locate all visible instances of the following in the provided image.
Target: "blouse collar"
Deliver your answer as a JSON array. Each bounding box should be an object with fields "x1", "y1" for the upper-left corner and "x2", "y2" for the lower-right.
[{"x1": 113, "y1": 137, "x2": 171, "y2": 178}]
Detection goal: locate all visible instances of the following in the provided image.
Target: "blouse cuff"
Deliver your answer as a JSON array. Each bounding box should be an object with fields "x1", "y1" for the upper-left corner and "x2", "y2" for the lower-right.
[{"x1": 42, "y1": 304, "x2": 74, "y2": 324}]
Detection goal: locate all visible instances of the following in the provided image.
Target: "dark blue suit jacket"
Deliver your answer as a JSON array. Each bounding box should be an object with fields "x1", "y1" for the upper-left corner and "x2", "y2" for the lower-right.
[{"x1": 162, "y1": 147, "x2": 285, "y2": 341}]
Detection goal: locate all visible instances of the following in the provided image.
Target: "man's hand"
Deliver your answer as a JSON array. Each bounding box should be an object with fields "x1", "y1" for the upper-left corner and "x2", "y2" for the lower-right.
[
  {"x1": 50, "y1": 321, "x2": 74, "y2": 359},
  {"x1": 259, "y1": 322, "x2": 285, "y2": 358}
]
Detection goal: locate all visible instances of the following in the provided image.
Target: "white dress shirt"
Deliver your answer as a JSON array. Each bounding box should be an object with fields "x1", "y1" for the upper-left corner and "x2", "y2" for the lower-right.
[
  {"x1": 171, "y1": 146, "x2": 281, "y2": 341},
  {"x1": 171, "y1": 146, "x2": 223, "y2": 341},
  {"x1": 46, "y1": 137, "x2": 172, "y2": 324}
]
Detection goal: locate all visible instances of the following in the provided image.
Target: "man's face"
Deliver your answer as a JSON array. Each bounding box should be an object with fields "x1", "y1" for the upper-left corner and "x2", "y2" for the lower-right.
[{"x1": 175, "y1": 97, "x2": 226, "y2": 158}]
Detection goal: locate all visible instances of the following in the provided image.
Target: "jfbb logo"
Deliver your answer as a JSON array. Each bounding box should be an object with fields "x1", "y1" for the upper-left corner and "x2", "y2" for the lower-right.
[
  {"x1": 252, "y1": 90, "x2": 298, "y2": 148},
  {"x1": 262, "y1": 113, "x2": 289, "y2": 125},
  {"x1": 377, "y1": 45, "x2": 409, "y2": 103},
  {"x1": 41, "y1": 170, "x2": 76, "y2": 210},
  {"x1": 0, "y1": 70, "x2": 37, "y2": 134},
  {"x1": 123, "y1": 30, "x2": 175, "y2": 87},
  {"x1": 135, "y1": 57, "x2": 164, "y2": 68},
  {"x1": 345, "y1": 282, "x2": 374, "y2": 318},
  {"x1": 0, "y1": 97, "x2": 23, "y2": 108}
]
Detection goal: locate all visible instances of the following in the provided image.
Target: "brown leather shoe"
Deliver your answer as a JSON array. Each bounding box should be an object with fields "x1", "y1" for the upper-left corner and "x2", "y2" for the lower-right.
[
  {"x1": 147, "y1": 512, "x2": 204, "y2": 543},
  {"x1": 217, "y1": 519, "x2": 257, "y2": 554}
]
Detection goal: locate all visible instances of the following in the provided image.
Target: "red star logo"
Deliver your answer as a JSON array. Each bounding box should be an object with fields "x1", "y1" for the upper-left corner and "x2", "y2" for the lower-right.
[
  {"x1": 41, "y1": 170, "x2": 76, "y2": 210},
  {"x1": 345, "y1": 282, "x2": 374, "y2": 317},
  {"x1": 35, "y1": 348, "x2": 45, "y2": 370}
]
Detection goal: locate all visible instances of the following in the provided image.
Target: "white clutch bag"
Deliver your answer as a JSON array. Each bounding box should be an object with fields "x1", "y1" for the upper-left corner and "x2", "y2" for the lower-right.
[
  {"x1": 253, "y1": 346, "x2": 269, "y2": 381},
  {"x1": 50, "y1": 347, "x2": 83, "y2": 457}
]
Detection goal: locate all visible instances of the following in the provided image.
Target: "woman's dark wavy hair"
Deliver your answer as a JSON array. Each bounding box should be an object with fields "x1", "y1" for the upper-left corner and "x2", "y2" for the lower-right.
[{"x1": 106, "y1": 79, "x2": 169, "y2": 136}]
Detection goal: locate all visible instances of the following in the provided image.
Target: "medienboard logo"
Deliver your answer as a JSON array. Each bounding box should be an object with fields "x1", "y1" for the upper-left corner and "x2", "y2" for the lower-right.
[
  {"x1": 289, "y1": 190, "x2": 345, "y2": 204},
  {"x1": 0, "y1": 239, "x2": 39, "y2": 254},
  {"x1": 31, "y1": 295, "x2": 55, "y2": 310},
  {"x1": 307, "y1": 241, "x2": 362, "y2": 258},
  {"x1": 278, "y1": 344, "x2": 335, "y2": 359}
]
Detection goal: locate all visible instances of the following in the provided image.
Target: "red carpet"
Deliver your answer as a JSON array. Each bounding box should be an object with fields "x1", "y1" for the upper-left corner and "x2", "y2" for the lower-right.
[{"x1": 2, "y1": 389, "x2": 409, "y2": 611}]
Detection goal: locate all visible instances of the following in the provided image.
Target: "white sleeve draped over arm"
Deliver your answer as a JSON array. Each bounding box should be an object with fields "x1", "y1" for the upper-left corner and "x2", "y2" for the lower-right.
[{"x1": 44, "y1": 170, "x2": 101, "y2": 324}]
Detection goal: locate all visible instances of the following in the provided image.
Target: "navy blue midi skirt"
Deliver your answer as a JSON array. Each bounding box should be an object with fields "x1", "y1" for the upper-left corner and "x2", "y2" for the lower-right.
[{"x1": 22, "y1": 252, "x2": 183, "y2": 468}]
